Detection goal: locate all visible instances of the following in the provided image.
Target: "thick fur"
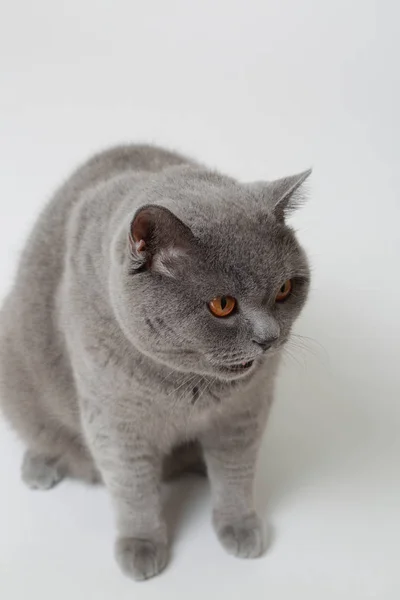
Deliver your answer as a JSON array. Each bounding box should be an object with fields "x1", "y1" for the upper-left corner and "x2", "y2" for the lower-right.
[{"x1": 0, "y1": 145, "x2": 310, "y2": 580}]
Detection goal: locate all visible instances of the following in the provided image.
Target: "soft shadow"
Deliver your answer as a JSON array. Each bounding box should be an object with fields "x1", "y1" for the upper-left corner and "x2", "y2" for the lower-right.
[{"x1": 163, "y1": 473, "x2": 210, "y2": 543}]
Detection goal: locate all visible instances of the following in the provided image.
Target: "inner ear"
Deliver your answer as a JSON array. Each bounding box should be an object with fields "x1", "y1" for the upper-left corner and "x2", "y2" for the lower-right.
[
  {"x1": 129, "y1": 205, "x2": 195, "y2": 275},
  {"x1": 131, "y1": 211, "x2": 152, "y2": 250}
]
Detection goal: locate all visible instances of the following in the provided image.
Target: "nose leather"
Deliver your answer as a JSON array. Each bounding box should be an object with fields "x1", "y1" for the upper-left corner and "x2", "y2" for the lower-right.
[{"x1": 252, "y1": 336, "x2": 277, "y2": 351}]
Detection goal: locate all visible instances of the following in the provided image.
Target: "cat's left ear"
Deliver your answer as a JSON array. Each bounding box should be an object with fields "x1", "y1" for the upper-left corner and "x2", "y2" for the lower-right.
[
  {"x1": 129, "y1": 204, "x2": 195, "y2": 277},
  {"x1": 252, "y1": 169, "x2": 312, "y2": 222}
]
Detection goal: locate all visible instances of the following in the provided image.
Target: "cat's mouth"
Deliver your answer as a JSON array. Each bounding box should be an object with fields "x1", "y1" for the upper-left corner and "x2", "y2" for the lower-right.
[{"x1": 217, "y1": 360, "x2": 254, "y2": 376}]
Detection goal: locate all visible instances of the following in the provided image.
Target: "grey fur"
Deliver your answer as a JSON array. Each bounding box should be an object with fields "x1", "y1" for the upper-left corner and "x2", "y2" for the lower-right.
[{"x1": 0, "y1": 145, "x2": 310, "y2": 581}]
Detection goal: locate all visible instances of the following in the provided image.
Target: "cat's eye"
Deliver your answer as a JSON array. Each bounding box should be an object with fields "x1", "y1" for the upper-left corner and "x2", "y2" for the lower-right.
[
  {"x1": 208, "y1": 296, "x2": 236, "y2": 318},
  {"x1": 275, "y1": 279, "x2": 292, "y2": 302}
]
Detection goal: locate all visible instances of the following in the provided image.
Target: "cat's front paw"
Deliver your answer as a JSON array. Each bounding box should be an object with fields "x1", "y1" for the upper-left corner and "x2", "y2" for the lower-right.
[
  {"x1": 214, "y1": 513, "x2": 264, "y2": 559},
  {"x1": 21, "y1": 451, "x2": 64, "y2": 490},
  {"x1": 115, "y1": 537, "x2": 168, "y2": 581}
]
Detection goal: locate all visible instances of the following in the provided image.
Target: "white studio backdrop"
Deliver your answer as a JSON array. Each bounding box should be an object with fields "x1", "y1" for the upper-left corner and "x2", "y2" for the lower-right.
[{"x1": 0, "y1": 1, "x2": 399, "y2": 599}]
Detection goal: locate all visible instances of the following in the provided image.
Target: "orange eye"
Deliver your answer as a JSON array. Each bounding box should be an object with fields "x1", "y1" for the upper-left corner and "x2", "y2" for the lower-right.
[
  {"x1": 276, "y1": 279, "x2": 292, "y2": 302},
  {"x1": 208, "y1": 296, "x2": 236, "y2": 318}
]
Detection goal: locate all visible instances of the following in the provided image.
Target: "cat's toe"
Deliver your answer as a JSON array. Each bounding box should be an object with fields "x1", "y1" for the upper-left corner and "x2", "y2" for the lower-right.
[
  {"x1": 115, "y1": 537, "x2": 168, "y2": 581},
  {"x1": 21, "y1": 451, "x2": 64, "y2": 490},
  {"x1": 214, "y1": 513, "x2": 264, "y2": 559}
]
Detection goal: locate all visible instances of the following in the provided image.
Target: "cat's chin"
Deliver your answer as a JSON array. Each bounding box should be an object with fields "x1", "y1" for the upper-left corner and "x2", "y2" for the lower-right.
[{"x1": 135, "y1": 344, "x2": 260, "y2": 382}]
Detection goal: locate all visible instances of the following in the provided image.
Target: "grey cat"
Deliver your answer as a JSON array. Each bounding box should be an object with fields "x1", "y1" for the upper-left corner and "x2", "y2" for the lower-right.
[{"x1": 0, "y1": 145, "x2": 311, "y2": 581}]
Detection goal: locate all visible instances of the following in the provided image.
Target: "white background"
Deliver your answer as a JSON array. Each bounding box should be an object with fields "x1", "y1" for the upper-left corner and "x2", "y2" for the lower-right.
[{"x1": 0, "y1": 1, "x2": 399, "y2": 598}]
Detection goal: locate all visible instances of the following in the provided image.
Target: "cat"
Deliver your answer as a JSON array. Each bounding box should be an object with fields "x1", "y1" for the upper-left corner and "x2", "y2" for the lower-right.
[{"x1": 0, "y1": 145, "x2": 311, "y2": 581}]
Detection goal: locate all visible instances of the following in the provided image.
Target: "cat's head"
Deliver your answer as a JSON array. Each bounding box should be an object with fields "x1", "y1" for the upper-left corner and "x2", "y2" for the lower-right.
[{"x1": 112, "y1": 166, "x2": 311, "y2": 381}]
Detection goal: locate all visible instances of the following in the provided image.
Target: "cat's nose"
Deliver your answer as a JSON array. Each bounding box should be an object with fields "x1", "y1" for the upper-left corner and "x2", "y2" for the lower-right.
[{"x1": 252, "y1": 336, "x2": 278, "y2": 352}]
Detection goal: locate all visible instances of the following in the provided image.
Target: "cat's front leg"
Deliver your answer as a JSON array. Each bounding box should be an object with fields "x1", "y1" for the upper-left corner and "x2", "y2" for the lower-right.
[
  {"x1": 83, "y1": 409, "x2": 168, "y2": 581},
  {"x1": 201, "y1": 426, "x2": 264, "y2": 559}
]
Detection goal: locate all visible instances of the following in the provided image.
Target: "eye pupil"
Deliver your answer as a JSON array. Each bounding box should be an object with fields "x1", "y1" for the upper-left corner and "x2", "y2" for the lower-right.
[
  {"x1": 276, "y1": 279, "x2": 292, "y2": 302},
  {"x1": 208, "y1": 296, "x2": 236, "y2": 317}
]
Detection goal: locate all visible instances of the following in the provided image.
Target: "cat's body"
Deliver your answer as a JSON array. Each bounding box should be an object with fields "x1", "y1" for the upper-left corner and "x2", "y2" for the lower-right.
[{"x1": 0, "y1": 145, "x2": 310, "y2": 580}]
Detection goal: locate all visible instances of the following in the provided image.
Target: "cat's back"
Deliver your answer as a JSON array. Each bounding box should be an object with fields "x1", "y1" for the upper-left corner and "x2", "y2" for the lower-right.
[
  {"x1": 0, "y1": 145, "x2": 190, "y2": 367},
  {"x1": 0, "y1": 145, "x2": 192, "y2": 434},
  {"x1": 4, "y1": 145, "x2": 190, "y2": 299}
]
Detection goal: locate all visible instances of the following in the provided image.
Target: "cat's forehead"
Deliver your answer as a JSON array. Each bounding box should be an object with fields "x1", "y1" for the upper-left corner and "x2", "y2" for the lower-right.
[
  {"x1": 164, "y1": 172, "x2": 262, "y2": 230},
  {"x1": 206, "y1": 219, "x2": 298, "y2": 269},
  {"x1": 152, "y1": 167, "x2": 308, "y2": 287},
  {"x1": 158, "y1": 166, "x2": 253, "y2": 213},
  {"x1": 183, "y1": 215, "x2": 305, "y2": 299}
]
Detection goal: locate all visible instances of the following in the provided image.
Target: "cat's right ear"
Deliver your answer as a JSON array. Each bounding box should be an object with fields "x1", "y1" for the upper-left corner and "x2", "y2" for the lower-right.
[
  {"x1": 250, "y1": 169, "x2": 312, "y2": 223},
  {"x1": 129, "y1": 205, "x2": 195, "y2": 277}
]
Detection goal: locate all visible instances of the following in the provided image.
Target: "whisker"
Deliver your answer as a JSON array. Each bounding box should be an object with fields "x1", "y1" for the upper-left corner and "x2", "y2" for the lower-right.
[
  {"x1": 185, "y1": 376, "x2": 214, "y2": 437},
  {"x1": 282, "y1": 346, "x2": 304, "y2": 370},
  {"x1": 172, "y1": 375, "x2": 203, "y2": 417},
  {"x1": 159, "y1": 368, "x2": 178, "y2": 385},
  {"x1": 291, "y1": 333, "x2": 329, "y2": 356},
  {"x1": 196, "y1": 377, "x2": 213, "y2": 405},
  {"x1": 167, "y1": 373, "x2": 198, "y2": 398},
  {"x1": 287, "y1": 333, "x2": 330, "y2": 367}
]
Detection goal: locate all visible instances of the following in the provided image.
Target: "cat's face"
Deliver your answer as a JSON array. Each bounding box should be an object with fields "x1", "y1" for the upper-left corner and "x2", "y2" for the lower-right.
[{"x1": 113, "y1": 168, "x2": 311, "y2": 381}]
